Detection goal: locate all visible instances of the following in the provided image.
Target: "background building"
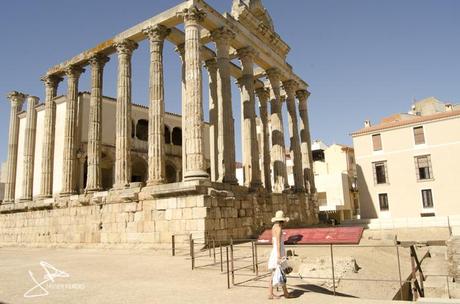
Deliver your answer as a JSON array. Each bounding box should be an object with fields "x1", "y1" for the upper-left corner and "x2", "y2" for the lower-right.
[
  {"x1": 311, "y1": 141, "x2": 359, "y2": 222},
  {"x1": 352, "y1": 97, "x2": 460, "y2": 219}
]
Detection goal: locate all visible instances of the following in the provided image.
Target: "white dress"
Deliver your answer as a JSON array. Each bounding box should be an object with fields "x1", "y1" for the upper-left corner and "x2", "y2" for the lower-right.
[{"x1": 268, "y1": 234, "x2": 286, "y2": 270}]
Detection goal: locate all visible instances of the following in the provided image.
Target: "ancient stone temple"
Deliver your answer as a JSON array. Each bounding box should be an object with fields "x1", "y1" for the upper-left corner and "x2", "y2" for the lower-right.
[{"x1": 0, "y1": 0, "x2": 317, "y2": 246}]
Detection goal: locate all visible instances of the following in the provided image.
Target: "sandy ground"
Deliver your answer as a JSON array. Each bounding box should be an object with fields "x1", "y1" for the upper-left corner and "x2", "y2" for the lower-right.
[
  {"x1": 0, "y1": 228, "x2": 451, "y2": 304},
  {"x1": 0, "y1": 245, "x2": 409, "y2": 304}
]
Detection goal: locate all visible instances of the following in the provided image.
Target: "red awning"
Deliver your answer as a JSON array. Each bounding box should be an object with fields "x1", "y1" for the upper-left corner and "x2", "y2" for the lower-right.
[{"x1": 257, "y1": 227, "x2": 364, "y2": 245}]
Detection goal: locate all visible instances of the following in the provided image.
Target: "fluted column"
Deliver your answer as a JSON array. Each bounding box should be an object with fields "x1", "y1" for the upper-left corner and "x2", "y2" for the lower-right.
[
  {"x1": 20, "y1": 95, "x2": 39, "y2": 201},
  {"x1": 39, "y1": 75, "x2": 63, "y2": 198},
  {"x1": 255, "y1": 87, "x2": 272, "y2": 192},
  {"x1": 114, "y1": 39, "x2": 138, "y2": 189},
  {"x1": 61, "y1": 65, "x2": 85, "y2": 196},
  {"x1": 204, "y1": 59, "x2": 219, "y2": 181},
  {"x1": 3, "y1": 91, "x2": 26, "y2": 202},
  {"x1": 212, "y1": 27, "x2": 237, "y2": 184},
  {"x1": 237, "y1": 47, "x2": 261, "y2": 189},
  {"x1": 283, "y1": 80, "x2": 304, "y2": 192},
  {"x1": 296, "y1": 89, "x2": 316, "y2": 193},
  {"x1": 86, "y1": 54, "x2": 109, "y2": 192},
  {"x1": 143, "y1": 25, "x2": 170, "y2": 186},
  {"x1": 266, "y1": 68, "x2": 288, "y2": 192},
  {"x1": 181, "y1": 7, "x2": 209, "y2": 180},
  {"x1": 175, "y1": 44, "x2": 186, "y2": 180}
]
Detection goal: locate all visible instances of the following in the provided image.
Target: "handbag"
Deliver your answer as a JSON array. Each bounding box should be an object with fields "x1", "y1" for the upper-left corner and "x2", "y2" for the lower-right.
[
  {"x1": 280, "y1": 257, "x2": 293, "y2": 275},
  {"x1": 272, "y1": 265, "x2": 287, "y2": 286}
]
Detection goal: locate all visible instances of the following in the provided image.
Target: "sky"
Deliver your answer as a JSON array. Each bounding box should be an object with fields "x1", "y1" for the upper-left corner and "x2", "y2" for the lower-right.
[{"x1": 1, "y1": 0, "x2": 459, "y2": 163}]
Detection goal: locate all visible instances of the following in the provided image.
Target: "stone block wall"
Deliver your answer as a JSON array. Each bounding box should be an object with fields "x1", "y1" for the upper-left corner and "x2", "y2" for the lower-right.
[{"x1": 0, "y1": 182, "x2": 317, "y2": 247}]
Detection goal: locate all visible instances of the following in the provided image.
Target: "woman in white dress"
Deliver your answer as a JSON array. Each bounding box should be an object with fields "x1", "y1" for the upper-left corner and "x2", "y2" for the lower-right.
[{"x1": 268, "y1": 210, "x2": 291, "y2": 299}]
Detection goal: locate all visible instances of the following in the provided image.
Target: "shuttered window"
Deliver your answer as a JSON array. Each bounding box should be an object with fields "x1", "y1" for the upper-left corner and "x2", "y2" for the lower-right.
[
  {"x1": 372, "y1": 134, "x2": 382, "y2": 151},
  {"x1": 413, "y1": 126, "x2": 425, "y2": 145},
  {"x1": 379, "y1": 193, "x2": 389, "y2": 211},
  {"x1": 372, "y1": 161, "x2": 388, "y2": 184},
  {"x1": 414, "y1": 155, "x2": 433, "y2": 180},
  {"x1": 421, "y1": 189, "x2": 434, "y2": 208}
]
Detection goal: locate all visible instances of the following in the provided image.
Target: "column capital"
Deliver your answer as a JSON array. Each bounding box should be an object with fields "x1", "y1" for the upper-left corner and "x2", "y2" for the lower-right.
[
  {"x1": 7, "y1": 91, "x2": 26, "y2": 106},
  {"x1": 255, "y1": 87, "x2": 270, "y2": 101},
  {"x1": 296, "y1": 89, "x2": 311, "y2": 101},
  {"x1": 266, "y1": 68, "x2": 281, "y2": 83},
  {"x1": 40, "y1": 74, "x2": 63, "y2": 88},
  {"x1": 89, "y1": 54, "x2": 110, "y2": 69},
  {"x1": 179, "y1": 6, "x2": 206, "y2": 23},
  {"x1": 65, "y1": 65, "x2": 85, "y2": 80},
  {"x1": 115, "y1": 39, "x2": 138, "y2": 56},
  {"x1": 237, "y1": 46, "x2": 258, "y2": 61},
  {"x1": 211, "y1": 26, "x2": 235, "y2": 43},
  {"x1": 204, "y1": 58, "x2": 218, "y2": 71},
  {"x1": 142, "y1": 24, "x2": 171, "y2": 42},
  {"x1": 282, "y1": 79, "x2": 298, "y2": 95}
]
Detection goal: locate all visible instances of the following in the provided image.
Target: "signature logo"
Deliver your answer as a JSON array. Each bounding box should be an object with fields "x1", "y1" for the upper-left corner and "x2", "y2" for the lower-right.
[{"x1": 24, "y1": 261, "x2": 71, "y2": 298}]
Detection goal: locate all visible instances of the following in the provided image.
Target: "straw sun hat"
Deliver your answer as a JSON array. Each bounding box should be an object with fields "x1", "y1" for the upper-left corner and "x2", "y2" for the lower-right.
[{"x1": 271, "y1": 210, "x2": 290, "y2": 223}]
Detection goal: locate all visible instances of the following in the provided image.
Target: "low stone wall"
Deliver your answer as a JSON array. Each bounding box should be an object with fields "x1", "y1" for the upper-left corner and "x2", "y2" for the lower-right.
[{"x1": 0, "y1": 181, "x2": 317, "y2": 247}]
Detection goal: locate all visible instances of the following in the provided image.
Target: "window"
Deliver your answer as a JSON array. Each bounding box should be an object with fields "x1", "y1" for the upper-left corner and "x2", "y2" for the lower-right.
[
  {"x1": 164, "y1": 126, "x2": 171, "y2": 144},
  {"x1": 413, "y1": 126, "x2": 425, "y2": 145},
  {"x1": 414, "y1": 155, "x2": 433, "y2": 180},
  {"x1": 136, "y1": 119, "x2": 148, "y2": 141},
  {"x1": 372, "y1": 161, "x2": 388, "y2": 184},
  {"x1": 172, "y1": 127, "x2": 182, "y2": 146},
  {"x1": 379, "y1": 193, "x2": 389, "y2": 211},
  {"x1": 372, "y1": 134, "x2": 382, "y2": 151},
  {"x1": 421, "y1": 189, "x2": 434, "y2": 208}
]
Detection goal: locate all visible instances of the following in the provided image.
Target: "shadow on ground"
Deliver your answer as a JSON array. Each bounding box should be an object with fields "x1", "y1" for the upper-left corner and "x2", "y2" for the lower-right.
[{"x1": 289, "y1": 284, "x2": 357, "y2": 298}]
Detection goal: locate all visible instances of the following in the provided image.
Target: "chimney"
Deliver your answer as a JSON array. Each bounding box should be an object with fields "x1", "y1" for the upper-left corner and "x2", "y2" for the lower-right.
[
  {"x1": 364, "y1": 120, "x2": 371, "y2": 128},
  {"x1": 445, "y1": 104, "x2": 454, "y2": 112}
]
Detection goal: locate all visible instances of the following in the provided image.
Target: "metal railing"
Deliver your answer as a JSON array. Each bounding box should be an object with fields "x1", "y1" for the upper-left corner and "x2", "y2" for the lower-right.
[{"x1": 171, "y1": 234, "x2": 453, "y2": 300}]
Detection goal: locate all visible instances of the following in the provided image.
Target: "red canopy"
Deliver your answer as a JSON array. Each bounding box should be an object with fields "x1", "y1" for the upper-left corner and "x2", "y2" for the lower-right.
[{"x1": 257, "y1": 227, "x2": 364, "y2": 245}]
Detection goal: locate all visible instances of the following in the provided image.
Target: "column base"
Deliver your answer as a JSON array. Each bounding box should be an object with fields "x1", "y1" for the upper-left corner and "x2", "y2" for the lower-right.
[
  {"x1": 183, "y1": 170, "x2": 209, "y2": 181},
  {"x1": 146, "y1": 179, "x2": 165, "y2": 187},
  {"x1": 218, "y1": 175, "x2": 239, "y2": 185},
  {"x1": 34, "y1": 194, "x2": 53, "y2": 200},
  {"x1": 59, "y1": 191, "x2": 78, "y2": 198},
  {"x1": 85, "y1": 187, "x2": 103, "y2": 193},
  {"x1": 17, "y1": 197, "x2": 33, "y2": 203}
]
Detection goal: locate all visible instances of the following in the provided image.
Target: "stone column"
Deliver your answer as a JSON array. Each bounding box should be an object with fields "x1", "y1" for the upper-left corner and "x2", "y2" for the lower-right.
[
  {"x1": 114, "y1": 39, "x2": 138, "y2": 189},
  {"x1": 237, "y1": 47, "x2": 261, "y2": 189},
  {"x1": 175, "y1": 44, "x2": 186, "y2": 180},
  {"x1": 39, "y1": 75, "x2": 63, "y2": 198},
  {"x1": 296, "y1": 89, "x2": 316, "y2": 193},
  {"x1": 204, "y1": 58, "x2": 219, "y2": 182},
  {"x1": 255, "y1": 87, "x2": 272, "y2": 192},
  {"x1": 86, "y1": 54, "x2": 109, "y2": 192},
  {"x1": 266, "y1": 68, "x2": 288, "y2": 192},
  {"x1": 283, "y1": 80, "x2": 304, "y2": 192},
  {"x1": 3, "y1": 91, "x2": 26, "y2": 202},
  {"x1": 181, "y1": 7, "x2": 209, "y2": 180},
  {"x1": 61, "y1": 65, "x2": 85, "y2": 196},
  {"x1": 20, "y1": 95, "x2": 39, "y2": 201},
  {"x1": 212, "y1": 27, "x2": 237, "y2": 184},
  {"x1": 143, "y1": 25, "x2": 170, "y2": 186}
]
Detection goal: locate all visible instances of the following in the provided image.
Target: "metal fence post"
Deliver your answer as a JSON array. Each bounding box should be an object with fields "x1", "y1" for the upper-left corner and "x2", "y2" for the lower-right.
[
  {"x1": 230, "y1": 238, "x2": 235, "y2": 285},
  {"x1": 172, "y1": 234, "x2": 175, "y2": 256},
  {"x1": 191, "y1": 239, "x2": 195, "y2": 270},
  {"x1": 189, "y1": 234, "x2": 193, "y2": 257},
  {"x1": 213, "y1": 238, "x2": 216, "y2": 264},
  {"x1": 220, "y1": 241, "x2": 223, "y2": 272},
  {"x1": 330, "y1": 244, "x2": 336, "y2": 296},
  {"x1": 254, "y1": 241, "x2": 259, "y2": 276},
  {"x1": 251, "y1": 241, "x2": 256, "y2": 273},
  {"x1": 226, "y1": 246, "x2": 230, "y2": 289}
]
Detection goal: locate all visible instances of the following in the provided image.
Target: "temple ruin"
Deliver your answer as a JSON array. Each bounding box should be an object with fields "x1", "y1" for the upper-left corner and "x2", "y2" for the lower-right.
[{"x1": 0, "y1": 0, "x2": 318, "y2": 246}]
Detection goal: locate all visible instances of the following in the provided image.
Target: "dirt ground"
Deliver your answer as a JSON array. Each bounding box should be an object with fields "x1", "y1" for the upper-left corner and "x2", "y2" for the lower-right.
[{"x1": 0, "y1": 227, "x2": 452, "y2": 304}]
